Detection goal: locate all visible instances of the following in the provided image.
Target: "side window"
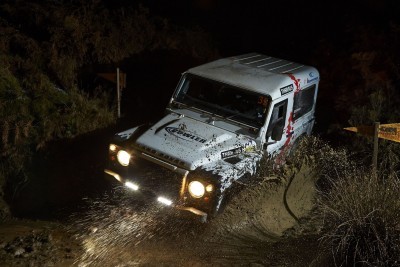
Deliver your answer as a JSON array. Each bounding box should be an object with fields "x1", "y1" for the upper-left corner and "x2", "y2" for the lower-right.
[
  {"x1": 266, "y1": 99, "x2": 288, "y2": 141},
  {"x1": 293, "y1": 84, "x2": 316, "y2": 120}
]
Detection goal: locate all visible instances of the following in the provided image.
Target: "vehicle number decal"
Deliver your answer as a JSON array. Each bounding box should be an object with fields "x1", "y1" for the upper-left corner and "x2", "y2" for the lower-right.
[
  {"x1": 257, "y1": 96, "x2": 268, "y2": 107},
  {"x1": 221, "y1": 147, "x2": 243, "y2": 159}
]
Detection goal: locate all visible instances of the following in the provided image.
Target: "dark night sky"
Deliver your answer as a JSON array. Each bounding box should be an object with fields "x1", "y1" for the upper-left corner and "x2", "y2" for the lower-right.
[{"x1": 136, "y1": 0, "x2": 400, "y2": 62}]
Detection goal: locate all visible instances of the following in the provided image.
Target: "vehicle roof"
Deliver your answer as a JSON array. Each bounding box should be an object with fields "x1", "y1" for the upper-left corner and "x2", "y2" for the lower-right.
[{"x1": 186, "y1": 53, "x2": 319, "y2": 99}]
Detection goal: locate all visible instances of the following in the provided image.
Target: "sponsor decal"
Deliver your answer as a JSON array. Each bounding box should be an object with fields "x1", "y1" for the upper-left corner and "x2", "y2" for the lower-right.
[
  {"x1": 280, "y1": 84, "x2": 294, "y2": 95},
  {"x1": 221, "y1": 147, "x2": 243, "y2": 159},
  {"x1": 165, "y1": 127, "x2": 207, "y2": 143},
  {"x1": 306, "y1": 72, "x2": 318, "y2": 84}
]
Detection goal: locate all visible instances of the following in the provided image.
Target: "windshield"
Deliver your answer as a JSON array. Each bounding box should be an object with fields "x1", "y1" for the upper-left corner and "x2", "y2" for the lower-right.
[{"x1": 173, "y1": 74, "x2": 269, "y2": 128}]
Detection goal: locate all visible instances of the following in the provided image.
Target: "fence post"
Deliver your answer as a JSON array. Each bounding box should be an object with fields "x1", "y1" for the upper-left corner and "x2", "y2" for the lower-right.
[
  {"x1": 117, "y1": 68, "x2": 121, "y2": 118},
  {"x1": 373, "y1": 121, "x2": 380, "y2": 174}
]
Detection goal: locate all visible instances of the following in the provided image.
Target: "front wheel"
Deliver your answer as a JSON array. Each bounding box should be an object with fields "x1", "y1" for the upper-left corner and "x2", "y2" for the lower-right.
[{"x1": 208, "y1": 174, "x2": 251, "y2": 220}]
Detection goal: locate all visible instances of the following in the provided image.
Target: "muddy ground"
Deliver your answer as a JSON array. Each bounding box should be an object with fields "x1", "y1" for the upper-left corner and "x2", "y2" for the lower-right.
[
  {"x1": 0, "y1": 216, "x2": 322, "y2": 266},
  {"x1": 0, "y1": 127, "x2": 331, "y2": 266},
  {"x1": 0, "y1": 158, "x2": 328, "y2": 266}
]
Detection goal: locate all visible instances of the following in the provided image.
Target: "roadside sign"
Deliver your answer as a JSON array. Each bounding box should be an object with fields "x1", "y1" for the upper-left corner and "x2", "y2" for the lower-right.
[
  {"x1": 344, "y1": 123, "x2": 400, "y2": 143},
  {"x1": 344, "y1": 123, "x2": 400, "y2": 172},
  {"x1": 98, "y1": 72, "x2": 126, "y2": 89}
]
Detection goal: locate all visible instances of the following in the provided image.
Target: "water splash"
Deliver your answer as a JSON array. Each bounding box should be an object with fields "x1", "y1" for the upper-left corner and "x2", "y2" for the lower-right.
[{"x1": 69, "y1": 155, "x2": 318, "y2": 265}]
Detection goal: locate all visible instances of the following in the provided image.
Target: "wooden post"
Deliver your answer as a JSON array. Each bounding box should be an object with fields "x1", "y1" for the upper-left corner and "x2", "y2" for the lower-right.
[
  {"x1": 117, "y1": 68, "x2": 121, "y2": 118},
  {"x1": 372, "y1": 121, "x2": 379, "y2": 173}
]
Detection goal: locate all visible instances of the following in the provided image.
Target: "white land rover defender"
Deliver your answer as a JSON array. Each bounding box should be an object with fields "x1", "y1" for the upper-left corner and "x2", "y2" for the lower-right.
[{"x1": 105, "y1": 53, "x2": 320, "y2": 220}]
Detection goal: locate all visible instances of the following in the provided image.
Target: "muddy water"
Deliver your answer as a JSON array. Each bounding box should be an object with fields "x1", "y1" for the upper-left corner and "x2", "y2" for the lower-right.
[{"x1": 71, "y1": 162, "x2": 318, "y2": 266}]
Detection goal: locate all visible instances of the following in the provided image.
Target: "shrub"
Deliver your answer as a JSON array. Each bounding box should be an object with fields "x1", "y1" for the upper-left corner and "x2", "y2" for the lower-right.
[
  {"x1": 282, "y1": 137, "x2": 400, "y2": 266},
  {"x1": 317, "y1": 169, "x2": 400, "y2": 266},
  {"x1": 0, "y1": 61, "x2": 115, "y2": 195}
]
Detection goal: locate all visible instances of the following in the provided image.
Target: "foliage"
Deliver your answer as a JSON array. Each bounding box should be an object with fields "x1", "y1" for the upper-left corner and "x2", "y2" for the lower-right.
[
  {"x1": 0, "y1": 0, "x2": 218, "y2": 208},
  {"x1": 347, "y1": 85, "x2": 400, "y2": 174},
  {"x1": 289, "y1": 137, "x2": 400, "y2": 266},
  {"x1": 310, "y1": 23, "x2": 400, "y2": 266},
  {"x1": 346, "y1": 42, "x2": 400, "y2": 173},
  {"x1": 313, "y1": 22, "x2": 400, "y2": 174},
  {"x1": 0, "y1": 1, "x2": 217, "y2": 89},
  {"x1": 318, "y1": 170, "x2": 400, "y2": 266},
  {"x1": 0, "y1": 61, "x2": 115, "y2": 191}
]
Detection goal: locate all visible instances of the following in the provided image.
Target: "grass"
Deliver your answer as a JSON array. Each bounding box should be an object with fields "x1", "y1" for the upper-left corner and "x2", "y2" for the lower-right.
[
  {"x1": 290, "y1": 135, "x2": 400, "y2": 266},
  {"x1": 317, "y1": 170, "x2": 400, "y2": 266},
  {"x1": 268, "y1": 136, "x2": 400, "y2": 266}
]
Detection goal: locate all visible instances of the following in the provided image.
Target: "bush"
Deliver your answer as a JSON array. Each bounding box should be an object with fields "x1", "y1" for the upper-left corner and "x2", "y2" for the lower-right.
[
  {"x1": 281, "y1": 137, "x2": 400, "y2": 266},
  {"x1": 0, "y1": 61, "x2": 115, "y2": 195},
  {"x1": 317, "y1": 168, "x2": 400, "y2": 266}
]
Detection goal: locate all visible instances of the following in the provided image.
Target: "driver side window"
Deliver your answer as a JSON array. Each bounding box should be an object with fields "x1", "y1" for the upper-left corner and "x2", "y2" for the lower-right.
[{"x1": 266, "y1": 99, "x2": 288, "y2": 141}]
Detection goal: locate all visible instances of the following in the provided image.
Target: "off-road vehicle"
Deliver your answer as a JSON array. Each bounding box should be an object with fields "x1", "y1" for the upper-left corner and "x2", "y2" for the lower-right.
[{"x1": 104, "y1": 53, "x2": 320, "y2": 220}]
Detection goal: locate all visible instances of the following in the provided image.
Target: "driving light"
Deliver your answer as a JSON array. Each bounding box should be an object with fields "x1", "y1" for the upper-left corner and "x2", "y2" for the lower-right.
[
  {"x1": 117, "y1": 150, "x2": 131, "y2": 166},
  {"x1": 206, "y1": 184, "x2": 214, "y2": 192},
  {"x1": 109, "y1": 144, "x2": 117, "y2": 152},
  {"x1": 125, "y1": 181, "x2": 139, "y2": 191},
  {"x1": 188, "y1": 181, "x2": 205, "y2": 198},
  {"x1": 157, "y1": 196, "x2": 172, "y2": 206}
]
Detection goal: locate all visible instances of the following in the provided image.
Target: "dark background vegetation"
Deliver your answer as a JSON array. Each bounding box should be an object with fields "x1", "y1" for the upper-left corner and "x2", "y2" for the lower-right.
[{"x1": 1, "y1": 0, "x2": 400, "y2": 265}]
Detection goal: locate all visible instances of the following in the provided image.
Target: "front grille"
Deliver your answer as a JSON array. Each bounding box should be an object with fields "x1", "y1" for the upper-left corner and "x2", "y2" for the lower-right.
[{"x1": 127, "y1": 156, "x2": 184, "y2": 201}]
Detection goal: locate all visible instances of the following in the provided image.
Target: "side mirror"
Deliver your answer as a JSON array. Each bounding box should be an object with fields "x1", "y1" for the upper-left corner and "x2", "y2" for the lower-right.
[
  {"x1": 263, "y1": 140, "x2": 277, "y2": 150},
  {"x1": 271, "y1": 123, "x2": 284, "y2": 141}
]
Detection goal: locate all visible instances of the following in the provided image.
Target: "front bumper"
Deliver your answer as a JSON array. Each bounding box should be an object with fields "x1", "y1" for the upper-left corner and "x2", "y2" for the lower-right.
[{"x1": 104, "y1": 168, "x2": 208, "y2": 220}]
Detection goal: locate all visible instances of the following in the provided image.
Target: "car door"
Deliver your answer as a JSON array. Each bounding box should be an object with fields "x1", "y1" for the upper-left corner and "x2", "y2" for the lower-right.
[{"x1": 264, "y1": 98, "x2": 289, "y2": 155}]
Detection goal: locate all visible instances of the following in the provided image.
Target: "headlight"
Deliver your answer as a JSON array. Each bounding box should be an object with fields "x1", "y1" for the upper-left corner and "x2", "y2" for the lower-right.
[
  {"x1": 117, "y1": 150, "x2": 131, "y2": 166},
  {"x1": 188, "y1": 181, "x2": 205, "y2": 198}
]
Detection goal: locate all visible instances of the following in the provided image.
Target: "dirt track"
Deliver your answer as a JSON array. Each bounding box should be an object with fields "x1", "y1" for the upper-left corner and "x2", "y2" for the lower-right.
[{"x1": 0, "y1": 217, "x2": 321, "y2": 266}]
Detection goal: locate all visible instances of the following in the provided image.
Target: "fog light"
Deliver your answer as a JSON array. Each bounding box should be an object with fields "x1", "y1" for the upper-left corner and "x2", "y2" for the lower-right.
[
  {"x1": 125, "y1": 181, "x2": 139, "y2": 191},
  {"x1": 157, "y1": 196, "x2": 172, "y2": 206}
]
